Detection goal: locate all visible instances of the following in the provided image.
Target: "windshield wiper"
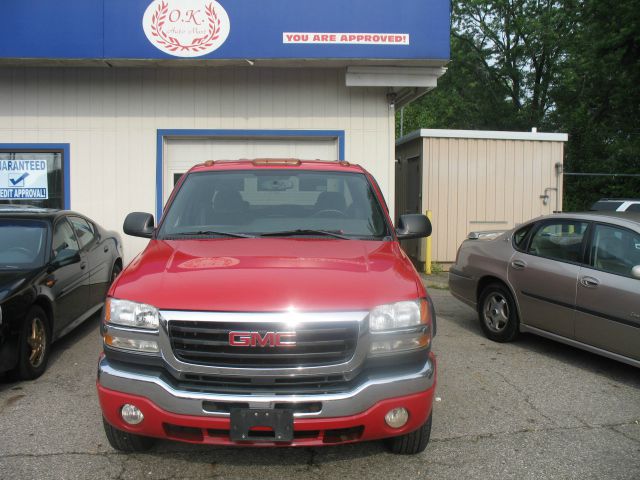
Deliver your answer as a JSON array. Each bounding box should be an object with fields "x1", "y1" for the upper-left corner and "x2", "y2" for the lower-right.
[
  {"x1": 175, "y1": 230, "x2": 255, "y2": 238},
  {"x1": 260, "y1": 229, "x2": 351, "y2": 240}
]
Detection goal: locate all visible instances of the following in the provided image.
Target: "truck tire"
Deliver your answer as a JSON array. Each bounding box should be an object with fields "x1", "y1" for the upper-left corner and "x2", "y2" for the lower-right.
[
  {"x1": 385, "y1": 413, "x2": 432, "y2": 455},
  {"x1": 102, "y1": 417, "x2": 156, "y2": 452}
]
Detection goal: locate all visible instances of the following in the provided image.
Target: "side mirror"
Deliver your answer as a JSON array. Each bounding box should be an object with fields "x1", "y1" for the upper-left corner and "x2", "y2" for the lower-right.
[
  {"x1": 124, "y1": 212, "x2": 155, "y2": 238},
  {"x1": 396, "y1": 214, "x2": 432, "y2": 240},
  {"x1": 632, "y1": 265, "x2": 640, "y2": 280},
  {"x1": 50, "y1": 251, "x2": 80, "y2": 271}
]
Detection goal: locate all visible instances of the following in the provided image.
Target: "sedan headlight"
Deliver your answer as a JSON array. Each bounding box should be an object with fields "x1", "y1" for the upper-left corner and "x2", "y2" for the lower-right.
[
  {"x1": 105, "y1": 298, "x2": 160, "y2": 330},
  {"x1": 369, "y1": 299, "x2": 431, "y2": 355}
]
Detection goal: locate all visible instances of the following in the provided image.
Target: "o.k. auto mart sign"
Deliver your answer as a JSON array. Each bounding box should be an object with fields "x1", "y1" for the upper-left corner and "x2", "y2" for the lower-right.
[
  {"x1": 142, "y1": 0, "x2": 231, "y2": 57},
  {"x1": 0, "y1": 160, "x2": 49, "y2": 200}
]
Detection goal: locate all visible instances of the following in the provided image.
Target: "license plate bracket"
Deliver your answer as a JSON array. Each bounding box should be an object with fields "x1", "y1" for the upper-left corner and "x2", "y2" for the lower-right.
[{"x1": 229, "y1": 408, "x2": 294, "y2": 443}]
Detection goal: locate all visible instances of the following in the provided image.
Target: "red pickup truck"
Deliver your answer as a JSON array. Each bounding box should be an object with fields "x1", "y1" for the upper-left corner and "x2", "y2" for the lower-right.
[{"x1": 97, "y1": 159, "x2": 436, "y2": 454}]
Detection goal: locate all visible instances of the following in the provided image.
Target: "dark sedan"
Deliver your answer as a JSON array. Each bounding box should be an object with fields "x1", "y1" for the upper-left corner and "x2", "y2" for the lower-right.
[
  {"x1": 449, "y1": 212, "x2": 640, "y2": 368},
  {"x1": 0, "y1": 206, "x2": 123, "y2": 379}
]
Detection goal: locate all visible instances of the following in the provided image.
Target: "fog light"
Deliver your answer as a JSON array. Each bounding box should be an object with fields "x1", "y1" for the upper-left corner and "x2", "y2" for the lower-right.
[
  {"x1": 384, "y1": 408, "x2": 409, "y2": 429},
  {"x1": 121, "y1": 404, "x2": 144, "y2": 425}
]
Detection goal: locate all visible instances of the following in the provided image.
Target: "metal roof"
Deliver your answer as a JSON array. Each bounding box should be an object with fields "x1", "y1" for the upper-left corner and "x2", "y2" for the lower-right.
[{"x1": 397, "y1": 129, "x2": 568, "y2": 146}]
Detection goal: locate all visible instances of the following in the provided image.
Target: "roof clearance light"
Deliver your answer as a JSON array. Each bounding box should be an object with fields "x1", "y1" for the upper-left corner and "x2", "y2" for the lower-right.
[{"x1": 252, "y1": 159, "x2": 302, "y2": 166}]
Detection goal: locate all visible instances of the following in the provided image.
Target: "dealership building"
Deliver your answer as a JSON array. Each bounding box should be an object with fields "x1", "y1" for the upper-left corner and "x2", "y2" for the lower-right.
[{"x1": 0, "y1": 0, "x2": 450, "y2": 257}]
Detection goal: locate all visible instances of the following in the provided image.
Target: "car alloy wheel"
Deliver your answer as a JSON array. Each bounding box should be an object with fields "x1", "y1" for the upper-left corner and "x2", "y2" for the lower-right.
[
  {"x1": 483, "y1": 293, "x2": 510, "y2": 333},
  {"x1": 14, "y1": 305, "x2": 51, "y2": 380},
  {"x1": 27, "y1": 316, "x2": 47, "y2": 368},
  {"x1": 478, "y1": 283, "x2": 519, "y2": 343}
]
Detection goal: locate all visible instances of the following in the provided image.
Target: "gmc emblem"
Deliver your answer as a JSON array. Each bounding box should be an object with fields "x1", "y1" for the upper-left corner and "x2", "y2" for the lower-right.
[{"x1": 228, "y1": 331, "x2": 296, "y2": 348}]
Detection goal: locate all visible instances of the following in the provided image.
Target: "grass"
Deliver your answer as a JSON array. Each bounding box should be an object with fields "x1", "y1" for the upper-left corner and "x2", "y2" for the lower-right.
[{"x1": 429, "y1": 262, "x2": 446, "y2": 274}]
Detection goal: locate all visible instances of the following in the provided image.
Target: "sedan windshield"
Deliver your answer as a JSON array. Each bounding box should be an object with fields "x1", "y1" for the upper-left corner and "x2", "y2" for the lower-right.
[
  {"x1": 0, "y1": 219, "x2": 48, "y2": 269},
  {"x1": 159, "y1": 170, "x2": 389, "y2": 240}
]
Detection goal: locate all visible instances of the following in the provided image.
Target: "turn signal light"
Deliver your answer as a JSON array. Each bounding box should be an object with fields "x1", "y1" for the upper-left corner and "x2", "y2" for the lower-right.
[
  {"x1": 370, "y1": 333, "x2": 430, "y2": 354},
  {"x1": 104, "y1": 334, "x2": 159, "y2": 353}
]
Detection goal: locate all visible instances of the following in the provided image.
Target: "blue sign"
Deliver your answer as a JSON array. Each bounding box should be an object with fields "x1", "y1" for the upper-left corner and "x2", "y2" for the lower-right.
[{"x1": 0, "y1": 0, "x2": 450, "y2": 61}]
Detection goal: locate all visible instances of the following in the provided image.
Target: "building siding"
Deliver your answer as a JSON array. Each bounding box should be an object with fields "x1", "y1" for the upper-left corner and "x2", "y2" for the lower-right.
[
  {"x1": 0, "y1": 67, "x2": 395, "y2": 259},
  {"x1": 396, "y1": 135, "x2": 565, "y2": 264}
]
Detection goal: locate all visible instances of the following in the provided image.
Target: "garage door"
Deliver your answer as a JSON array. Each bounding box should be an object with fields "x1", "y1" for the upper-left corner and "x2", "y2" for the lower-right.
[{"x1": 163, "y1": 136, "x2": 339, "y2": 205}]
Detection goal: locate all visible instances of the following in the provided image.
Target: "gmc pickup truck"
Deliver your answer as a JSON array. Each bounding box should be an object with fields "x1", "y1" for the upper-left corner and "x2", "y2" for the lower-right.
[{"x1": 97, "y1": 159, "x2": 436, "y2": 454}]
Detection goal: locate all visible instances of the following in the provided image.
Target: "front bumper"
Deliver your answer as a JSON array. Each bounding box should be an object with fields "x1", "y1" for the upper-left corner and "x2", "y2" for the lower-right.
[{"x1": 97, "y1": 352, "x2": 436, "y2": 446}]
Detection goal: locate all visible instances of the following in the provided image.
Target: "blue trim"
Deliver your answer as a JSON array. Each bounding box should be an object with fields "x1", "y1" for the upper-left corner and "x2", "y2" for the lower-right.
[
  {"x1": 0, "y1": 143, "x2": 71, "y2": 210},
  {"x1": 155, "y1": 129, "x2": 346, "y2": 221},
  {"x1": 0, "y1": 1, "x2": 451, "y2": 62}
]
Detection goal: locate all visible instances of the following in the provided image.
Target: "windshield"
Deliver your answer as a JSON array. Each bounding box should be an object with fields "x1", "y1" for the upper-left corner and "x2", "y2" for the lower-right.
[
  {"x1": 0, "y1": 219, "x2": 48, "y2": 269},
  {"x1": 159, "y1": 170, "x2": 390, "y2": 240}
]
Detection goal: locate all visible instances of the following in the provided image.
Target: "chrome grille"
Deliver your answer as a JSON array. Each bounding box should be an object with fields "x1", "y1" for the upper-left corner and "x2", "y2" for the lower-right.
[{"x1": 168, "y1": 320, "x2": 359, "y2": 368}]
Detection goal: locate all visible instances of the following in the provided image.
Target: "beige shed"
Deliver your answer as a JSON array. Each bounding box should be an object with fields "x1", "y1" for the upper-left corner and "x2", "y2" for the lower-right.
[{"x1": 395, "y1": 129, "x2": 568, "y2": 267}]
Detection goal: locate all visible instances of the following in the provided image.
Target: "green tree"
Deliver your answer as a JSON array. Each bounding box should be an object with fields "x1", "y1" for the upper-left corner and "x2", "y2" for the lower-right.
[
  {"x1": 398, "y1": 0, "x2": 640, "y2": 210},
  {"x1": 553, "y1": 0, "x2": 640, "y2": 210},
  {"x1": 398, "y1": 0, "x2": 576, "y2": 137}
]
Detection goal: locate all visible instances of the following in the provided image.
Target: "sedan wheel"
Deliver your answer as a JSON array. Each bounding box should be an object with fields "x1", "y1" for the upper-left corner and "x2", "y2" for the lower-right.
[
  {"x1": 27, "y1": 316, "x2": 47, "y2": 368},
  {"x1": 15, "y1": 305, "x2": 51, "y2": 380},
  {"x1": 478, "y1": 283, "x2": 519, "y2": 342},
  {"x1": 483, "y1": 294, "x2": 510, "y2": 333}
]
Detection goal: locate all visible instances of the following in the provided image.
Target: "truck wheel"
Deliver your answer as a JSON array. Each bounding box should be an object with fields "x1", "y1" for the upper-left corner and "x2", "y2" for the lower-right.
[
  {"x1": 385, "y1": 413, "x2": 432, "y2": 455},
  {"x1": 478, "y1": 283, "x2": 519, "y2": 342},
  {"x1": 102, "y1": 417, "x2": 156, "y2": 452},
  {"x1": 15, "y1": 306, "x2": 51, "y2": 380}
]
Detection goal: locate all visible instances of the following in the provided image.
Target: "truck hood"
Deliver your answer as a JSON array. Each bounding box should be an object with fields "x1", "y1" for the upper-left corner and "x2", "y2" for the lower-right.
[{"x1": 112, "y1": 238, "x2": 423, "y2": 312}]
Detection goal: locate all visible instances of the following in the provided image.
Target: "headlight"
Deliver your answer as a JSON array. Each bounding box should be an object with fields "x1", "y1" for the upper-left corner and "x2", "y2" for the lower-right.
[
  {"x1": 369, "y1": 299, "x2": 427, "y2": 331},
  {"x1": 105, "y1": 298, "x2": 159, "y2": 330},
  {"x1": 369, "y1": 299, "x2": 431, "y2": 355},
  {"x1": 103, "y1": 298, "x2": 160, "y2": 355}
]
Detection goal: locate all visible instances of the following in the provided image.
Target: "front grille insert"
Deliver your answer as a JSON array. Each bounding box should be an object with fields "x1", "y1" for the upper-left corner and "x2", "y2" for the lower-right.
[
  {"x1": 173, "y1": 372, "x2": 353, "y2": 395},
  {"x1": 202, "y1": 401, "x2": 322, "y2": 414},
  {"x1": 168, "y1": 320, "x2": 360, "y2": 368}
]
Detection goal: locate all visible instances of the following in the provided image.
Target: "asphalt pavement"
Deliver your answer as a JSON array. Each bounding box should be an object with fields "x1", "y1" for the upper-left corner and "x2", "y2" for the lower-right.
[{"x1": 1, "y1": 286, "x2": 639, "y2": 480}]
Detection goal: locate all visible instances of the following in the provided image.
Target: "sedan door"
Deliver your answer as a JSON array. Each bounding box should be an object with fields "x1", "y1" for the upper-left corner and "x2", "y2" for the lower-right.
[
  {"x1": 508, "y1": 220, "x2": 589, "y2": 338},
  {"x1": 49, "y1": 218, "x2": 89, "y2": 335},
  {"x1": 68, "y1": 216, "x2": 110, "y2": 309},
  {"x1": 575, "y1": 223, "x2": 640, "y2": 361}
]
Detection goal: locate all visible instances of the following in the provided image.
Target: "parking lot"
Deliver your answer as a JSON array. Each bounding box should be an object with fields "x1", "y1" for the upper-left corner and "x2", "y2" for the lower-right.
[{"x1": 1, "y1": 285, "x2": 639, "y2": 480}]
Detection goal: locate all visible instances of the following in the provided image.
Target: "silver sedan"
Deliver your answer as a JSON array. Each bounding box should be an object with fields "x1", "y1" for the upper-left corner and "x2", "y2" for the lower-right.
[{"x1": 449, "y1": 212, "x2": 640, "y2": 368}]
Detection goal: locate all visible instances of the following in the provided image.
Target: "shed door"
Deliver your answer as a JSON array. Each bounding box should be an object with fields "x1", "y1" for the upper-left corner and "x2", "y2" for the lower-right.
[
  {"x1": 163, "y1": 137, "x2": 339, "y2": 206},
  {"x1": 400, "y1": 156, "x2": 423, "y2": 261},
  {"x1": 405, "y1": 156, "x2": 422, "y2": 214}
]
